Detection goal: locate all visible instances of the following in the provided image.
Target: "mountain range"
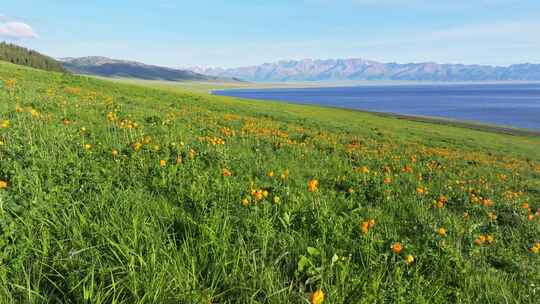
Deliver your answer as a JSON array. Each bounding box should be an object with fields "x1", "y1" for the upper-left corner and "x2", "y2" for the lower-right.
[
  {"x1": 59, "y1": 56, "x2": 239, "y2": 82},
  {"x1": 189, "y1": 59, "x2": 540, "y2": 82}
]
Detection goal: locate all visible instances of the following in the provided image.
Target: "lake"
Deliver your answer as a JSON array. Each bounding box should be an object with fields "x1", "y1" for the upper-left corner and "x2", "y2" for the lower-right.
[{"x1": 213, "y1": 83, "x2": 540, "y2": 131}]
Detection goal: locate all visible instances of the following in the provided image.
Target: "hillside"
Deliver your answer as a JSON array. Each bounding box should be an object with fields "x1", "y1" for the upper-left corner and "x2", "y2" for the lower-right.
[
  {"x1": 192, "y1": 58, "x2": 540, "y2": 82},
  {"x1": 0, "y1": 61, "x2": 539, "y2": 303},
  {"x1": 61, "y1": 56, "x2": 238, "y2": 82},
  {"x1": 0, "y1": 42, "x2": 66, "y2": 73}
]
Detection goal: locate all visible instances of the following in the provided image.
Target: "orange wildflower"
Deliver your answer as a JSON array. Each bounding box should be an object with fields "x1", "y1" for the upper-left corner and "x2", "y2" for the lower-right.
[
  {"x1": 391, "y1": 242, "x2": 403, "y2": 254},
  {"x1": 222, "y1": 168, "x2": 232, "y2": 177},
  {"x1": 361, "y1": 219, "x2": 376, "y2": 234},
  {"x1": 308, "y1": 180, "x2": 319, "y2": 192},
  {"x1": 309, "y1": 289, "x2": 325, "y2": 304},
  {"x1": 482, "y1": 199, "x2": 494, "y2": 207},
  {"x1": 437, "y1": 227, "x2": 447, "y2": 237}
]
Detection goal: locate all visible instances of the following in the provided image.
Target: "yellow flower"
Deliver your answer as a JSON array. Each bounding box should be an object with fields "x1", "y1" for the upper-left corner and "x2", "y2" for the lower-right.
[
  {"x1": 280, "y1": 169, "x2": 289, "y2": 180},
  {"x1": 84, "y1": 144, "x2": 92, "y2": 150},
  {"x1": 437, "y1": 227, "x2": 446, "y2": 237},
  {"x1": 241, "y1": 198, "x2": 250, "y2": 207},
  {"x1": 112, "y1": 149, "x2": 119, "y2": 157},
  {"x1": 188, "y1": 148, "x2": 196, "y2": 160},
  {"x1": 142, "y1": 135, "x2": 152, "y2": 144},
  {"x1": 0, "y1": 180, "x2": 8, "y2": 189},
  {"x1": 30, "y1": 108, "x2": 40, "y2": 117},
  {"x1": 4, "y1": 79, "x2": 16, "y2": 90},
  {"x1": 0, "y1": 120, "x2": 10, "y2": 129},
  {"x1": 474, "y1": 234, "x2": 494, "y2": 246},
  {"x1": 267, "y1": 171, "x2": 274, "y2": 178},
  {"x1": 132, "y1": 142, "x2": 142, "y2": 151},
  {"x1": 160, "y1": 159, "x2": 167, "y2": 167},
  {"x1": 309, "y1": 289, "x2": 325, "y2": 304},
  {"x1": 391, "y1": 242, "x2": 403, "y2": 254},
  {"x1": 273, "y1": 196, "x2": 281, "y2": 204},
  {"x1": 404, "y1": 254, "x2": 415, "y2": 265},
  {"x1": 308, "y1": 180, "x2": 319, "y2": 192},
  {"x1": 223, "y1": 168, "x2": 232, "y2": 177}
]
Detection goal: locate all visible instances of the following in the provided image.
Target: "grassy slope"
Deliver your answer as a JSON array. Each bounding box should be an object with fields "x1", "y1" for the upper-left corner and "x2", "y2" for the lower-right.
[
  {"x1": 0, "y1": 61, "x2": 539, "y2": 303},
  {"x1": 90, "y1": 76, "x2": 300, "y2": 93}
]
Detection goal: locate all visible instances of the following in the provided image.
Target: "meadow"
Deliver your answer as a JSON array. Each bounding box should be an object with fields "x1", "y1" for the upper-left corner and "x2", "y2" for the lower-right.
[{"x1": 0, "y1": 61, "x2": 539, "y2": 303}]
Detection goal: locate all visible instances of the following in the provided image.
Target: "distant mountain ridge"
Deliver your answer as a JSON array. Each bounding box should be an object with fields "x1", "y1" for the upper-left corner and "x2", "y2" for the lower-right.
[
  {"x1": 190, "y1": 59, "x2": 540, "y2": 82},
  {"x1": 60, "y1": 56, "x2": 237, "y2": 82}
]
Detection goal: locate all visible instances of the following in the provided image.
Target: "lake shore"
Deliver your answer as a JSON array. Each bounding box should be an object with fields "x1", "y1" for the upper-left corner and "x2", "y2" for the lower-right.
[{"x1": 213, "y1": 84, "x2": 540, "y2": 135}]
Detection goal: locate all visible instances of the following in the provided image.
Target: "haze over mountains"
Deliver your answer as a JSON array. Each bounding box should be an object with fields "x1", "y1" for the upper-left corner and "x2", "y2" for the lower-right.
[
  {"x1": 59, "y1": 56, "x2": 237, "y2": 82},
  {"x1": 190, "y1": 59, "x2": 540, "y2": 82}
]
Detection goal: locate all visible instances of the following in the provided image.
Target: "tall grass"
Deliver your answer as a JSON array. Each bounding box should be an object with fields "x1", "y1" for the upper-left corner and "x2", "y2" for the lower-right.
[{"x1": 0, "y1": 62, "x2": 539, "y2": 303}]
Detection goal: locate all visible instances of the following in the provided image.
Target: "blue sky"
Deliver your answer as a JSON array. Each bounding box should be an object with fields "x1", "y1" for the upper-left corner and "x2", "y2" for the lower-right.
[{"x1": 1, "y1": 0, "x2": 539, "y2": 67}]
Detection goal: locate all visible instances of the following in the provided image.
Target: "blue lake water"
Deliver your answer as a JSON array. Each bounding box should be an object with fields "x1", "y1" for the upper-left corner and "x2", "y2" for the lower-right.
[{"x1": 213, "y1": 84, "x2": 540, "y2": 131}]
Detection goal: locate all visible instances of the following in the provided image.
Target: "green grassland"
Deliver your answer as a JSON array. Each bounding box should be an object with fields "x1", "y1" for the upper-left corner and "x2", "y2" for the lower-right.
[
  {"x1": 91, "y1": 77, "x2": 324, "y2": 94},
  {"x1": 0, "y1": 61, "x2": 539, "y2": 303}
]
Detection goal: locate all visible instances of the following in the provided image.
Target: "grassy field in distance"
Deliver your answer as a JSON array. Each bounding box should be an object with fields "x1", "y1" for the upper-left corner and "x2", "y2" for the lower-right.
[
  {"x1": 103, "y1": 76, "x2": 540, "y2": 138},
  {"x1": 1, "y1": 61, "x2": 539, "y2": 303}
]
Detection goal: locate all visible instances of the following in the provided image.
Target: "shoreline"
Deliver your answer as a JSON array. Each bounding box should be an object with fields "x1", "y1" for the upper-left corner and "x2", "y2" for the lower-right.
[
  {"x1": 210, "y1": 80, "x2": 540, "y2": 92},
  {"x1": 212, "y1": 91, "x2": 540, "y2": 138}
]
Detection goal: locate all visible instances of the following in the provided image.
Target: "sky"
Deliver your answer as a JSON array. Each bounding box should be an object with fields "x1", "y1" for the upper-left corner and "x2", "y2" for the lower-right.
[{"x1": 1, "y1": 0, "x2": 539, "y2": 68}]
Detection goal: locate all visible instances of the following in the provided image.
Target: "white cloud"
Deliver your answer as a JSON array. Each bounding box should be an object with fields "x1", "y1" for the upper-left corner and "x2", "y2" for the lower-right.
[{"x1": 0, "y1": 21, "x2": 37, "y2": 39}]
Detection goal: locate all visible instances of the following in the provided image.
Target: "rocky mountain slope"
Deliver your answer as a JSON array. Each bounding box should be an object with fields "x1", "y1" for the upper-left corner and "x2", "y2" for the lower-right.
[
  {"x1": 61, "y1": 56, "x2": 230, "y2": 82},
  {"x1": 191, "y1": 58, "x2": 540, "y2": 82}
]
